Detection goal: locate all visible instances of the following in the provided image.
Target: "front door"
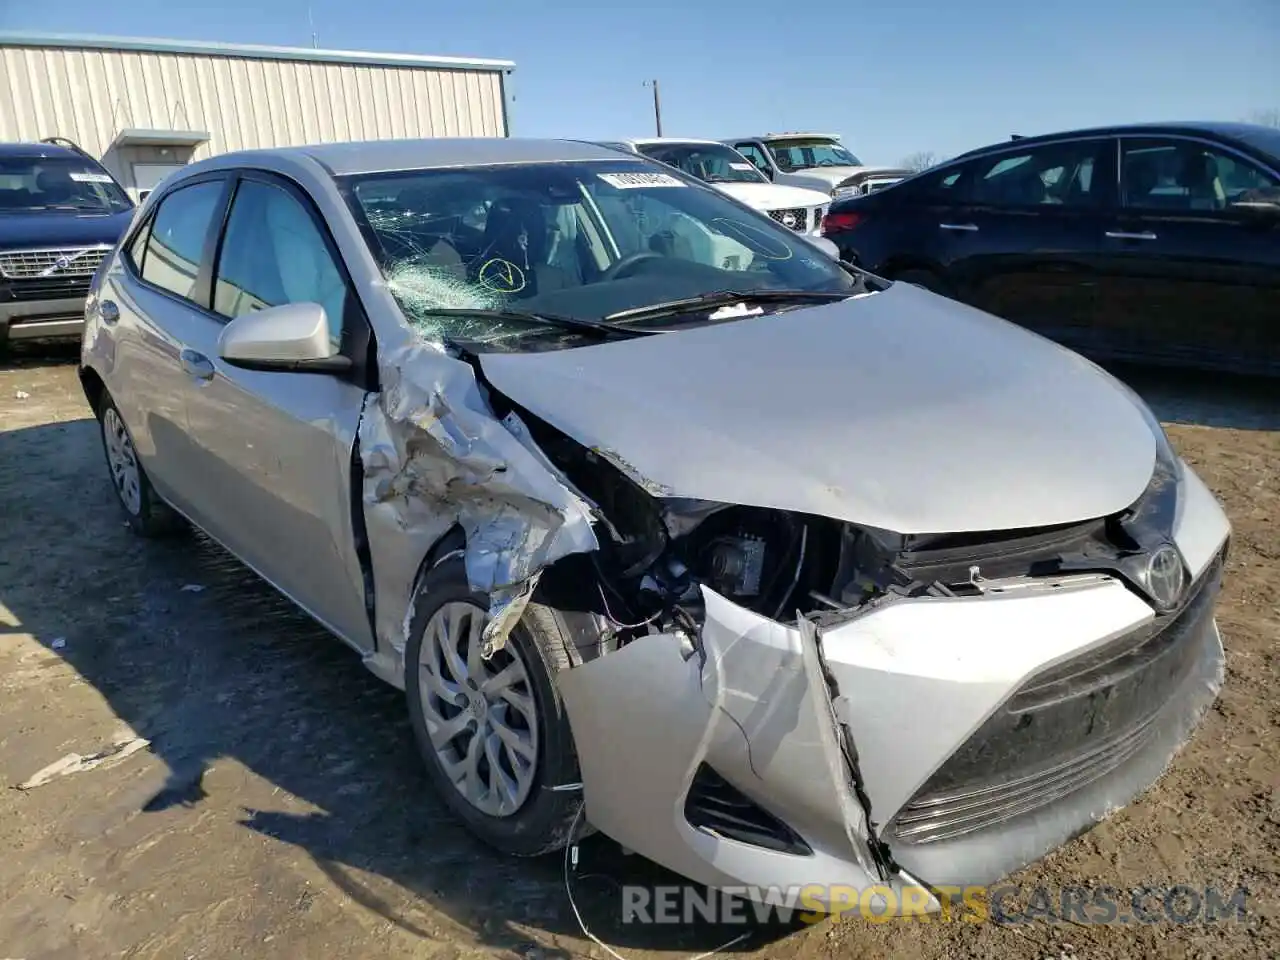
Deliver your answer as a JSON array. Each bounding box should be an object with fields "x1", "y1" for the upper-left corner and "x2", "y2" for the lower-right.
[
  {"x1": 733, "y1": 142, "x2": 774, "y2": 180},
  {"x1": 176, "y1": 172, "x2": 375, "y2": 650},
  {"x1": 940, "y1": 138, "x2": 1114, "y2": 350},
  {"x1": 1094, "y1": 136, "x2": 1280, "y2": 372}
]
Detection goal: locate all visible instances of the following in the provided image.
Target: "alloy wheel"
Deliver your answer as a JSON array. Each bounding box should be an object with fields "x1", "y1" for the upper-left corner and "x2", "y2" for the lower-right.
[
  {"x1": 102, "y1": 407, "x2": 142, "y2": 516},
  {"x1": 417, "y1": 601, "x2": 539, "y2": 817}
]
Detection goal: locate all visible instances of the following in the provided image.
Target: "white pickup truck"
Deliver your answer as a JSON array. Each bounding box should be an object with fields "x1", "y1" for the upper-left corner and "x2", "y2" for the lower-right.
[
  {"x1": 722, "y1": 132, "x2": 910, "y2": 200},
  {"x1": 593, "y1": 138, "x2": 834, "y2": 237}
]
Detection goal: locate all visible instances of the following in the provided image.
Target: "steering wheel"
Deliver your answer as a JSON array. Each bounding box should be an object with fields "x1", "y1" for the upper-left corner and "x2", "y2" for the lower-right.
[{"x1": 600, "y1": 251, "x2": 665, "y2": 282}]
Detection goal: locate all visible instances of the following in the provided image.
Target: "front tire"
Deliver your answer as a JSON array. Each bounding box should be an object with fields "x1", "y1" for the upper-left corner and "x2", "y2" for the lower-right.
[
  {"x1": 404, "y1": 558, "x2": 583, "y2": 856},
  {"x1": 98, "y1": 394, "x2": 185, "y2": 538}
]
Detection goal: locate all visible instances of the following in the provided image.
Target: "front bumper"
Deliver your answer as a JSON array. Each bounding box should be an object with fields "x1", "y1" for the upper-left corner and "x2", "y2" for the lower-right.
[
  {"x1": 557, "y1": 464, "x2": 1229, "y2": 910},
  {"x1": 0, "y1": 294, "x2": 87, "y2": 343}
]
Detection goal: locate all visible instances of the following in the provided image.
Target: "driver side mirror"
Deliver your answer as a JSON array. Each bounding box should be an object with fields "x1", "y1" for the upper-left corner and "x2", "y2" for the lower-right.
[
  {"x1": 1230, "y1": 197, "x2": 1280, "y2": 226},
  {"x1": 218, "y1": 302, "x2": 351, "y2": 373}
]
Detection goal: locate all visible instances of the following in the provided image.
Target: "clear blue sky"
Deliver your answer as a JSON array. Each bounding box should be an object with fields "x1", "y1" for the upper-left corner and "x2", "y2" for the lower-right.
[{"x1": 2, "y1": 0, "x2": 1277, "y2": 166}]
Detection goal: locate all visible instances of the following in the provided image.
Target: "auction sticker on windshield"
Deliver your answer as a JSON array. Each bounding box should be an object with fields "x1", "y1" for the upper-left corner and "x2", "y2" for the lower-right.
[
  {"x1": 69, "y1": 172, "x2": 114, "y2": 183},
  {"x1": 598, "y1": 172, "x2": 685, "y2": 189}
]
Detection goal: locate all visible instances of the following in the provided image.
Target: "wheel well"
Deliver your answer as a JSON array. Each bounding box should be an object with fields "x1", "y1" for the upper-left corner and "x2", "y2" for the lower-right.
[
  {"x1": 413, "y1": 524, "x2": 467, "y2": 596},
  {"x1": 881, "y1": 256, "x2": 944, "y2": 280},
  {"x1": 79, "y1": 367, "x2": 106, "y2": 416}
]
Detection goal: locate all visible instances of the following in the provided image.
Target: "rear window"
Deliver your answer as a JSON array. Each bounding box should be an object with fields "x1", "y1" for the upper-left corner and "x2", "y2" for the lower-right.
[{"x1": 0, "y1": 156, "x2": 131, "y2": 214}]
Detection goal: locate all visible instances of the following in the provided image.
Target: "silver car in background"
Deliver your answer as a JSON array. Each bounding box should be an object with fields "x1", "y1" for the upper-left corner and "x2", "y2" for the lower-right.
[{"x1": 79, "y1": 138, "x2": 1230, "y2": 911}]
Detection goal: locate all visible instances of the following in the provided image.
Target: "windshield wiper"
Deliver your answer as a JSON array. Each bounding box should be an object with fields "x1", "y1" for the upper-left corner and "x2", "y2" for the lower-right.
[
  {"x1": 604, "y1": 289, "x2": 855, "y2": 323},
  {"x1": 417, "y1": 307, "x2": 647, "y2": 340}
]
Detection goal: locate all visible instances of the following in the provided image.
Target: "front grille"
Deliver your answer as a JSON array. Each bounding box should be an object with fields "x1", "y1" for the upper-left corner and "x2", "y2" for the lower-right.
[
  {"x1": 684, "y1": 764, "x2": 812, "y2": 855},
  {"x1": 766, "y1": 207, "x2": 807, "y2": 232},
  {"x1": 888, "y1": 550, "x2": 1224, "y2": 845},
  {"x1": 4, "y1": 276, "x2": 92, "y2": 301},
  {"x1": 0, "y1": 245, "x2": 110, "y2": 280}
]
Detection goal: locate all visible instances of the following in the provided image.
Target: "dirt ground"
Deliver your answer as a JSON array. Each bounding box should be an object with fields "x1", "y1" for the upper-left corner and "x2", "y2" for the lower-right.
[{"x1": 1, "y1": 346, "x2": 1276, "y2": 960}]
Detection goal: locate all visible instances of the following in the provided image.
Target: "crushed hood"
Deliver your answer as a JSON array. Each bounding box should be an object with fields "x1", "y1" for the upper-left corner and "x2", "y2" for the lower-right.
[
  {"x1": 712, "y1": 181, "x2": 830, "y2": 211},
  {"x1": 478, "y1": 283, "x2": 1158, "y2": 534}
]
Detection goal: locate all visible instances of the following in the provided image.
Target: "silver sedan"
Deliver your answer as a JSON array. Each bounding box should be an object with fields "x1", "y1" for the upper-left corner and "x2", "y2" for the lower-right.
[{"x1": 79, "y1": 137, "x2": 1230, "y2": 911}]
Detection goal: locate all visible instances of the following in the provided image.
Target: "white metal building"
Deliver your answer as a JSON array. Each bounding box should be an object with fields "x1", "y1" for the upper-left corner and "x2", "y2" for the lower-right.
[{"x1": 0, "y1": 32, "x2": 515, "y2": 201}]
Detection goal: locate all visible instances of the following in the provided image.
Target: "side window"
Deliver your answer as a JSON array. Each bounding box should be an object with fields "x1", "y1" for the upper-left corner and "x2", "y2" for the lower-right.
[
  {"x1": 969, "y1": 140, "x2": 1107, "y2": 209},
  {"x1": 125, "y1": 216, "x2": 153, "y2": 274},
  {"x1": 140, "y1": 181, "x2": 224, "y2": 302},
  {"x1": 1122, "y1": 138, "x2": 1279, "y2": 212},
  {"x1": 213, "y1": 179, "x2": 348, "y2": 349},
  {"x1": 735, "y1": 143, "x2": 771, "y2": 176},
  {"x1": 919, "y1": 165, "x2": 966, "y2": 201}
]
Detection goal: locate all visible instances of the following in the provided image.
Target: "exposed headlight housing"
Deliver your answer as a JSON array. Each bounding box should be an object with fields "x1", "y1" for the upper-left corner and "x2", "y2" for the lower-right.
[{"x1": 1112, "y1": 389, "x2": 1189, "y2": 611}]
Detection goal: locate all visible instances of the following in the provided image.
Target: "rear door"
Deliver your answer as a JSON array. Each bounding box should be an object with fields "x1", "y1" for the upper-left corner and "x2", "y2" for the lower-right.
[
  {"x1": 940, "y1": 138, "x2": 1114, "y2": 346},
  {"x1": 102, "y1": 174, "x2": 230, "y2": 515},
  {"x1": 175, "y1": 171, "x2": 376, "y2": 650},
  {"x1": 1093, "y1": 136, "x2": 1280, "y2": 372}
]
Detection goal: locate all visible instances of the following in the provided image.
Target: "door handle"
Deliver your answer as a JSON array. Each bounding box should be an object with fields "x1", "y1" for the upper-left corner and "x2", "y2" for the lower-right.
[
  {"x1": 99, "y1": 299, "x2": 119, "y2": 325},
  {"x1": 1105, "y1": 230, "x2": 1157, "y2": 241},
  {"x1": 939, "y1": 222, "x2": 979, "y2": 232},
  {"x1": 180, "y1": 348, "x2": 215, "y2": 381}
]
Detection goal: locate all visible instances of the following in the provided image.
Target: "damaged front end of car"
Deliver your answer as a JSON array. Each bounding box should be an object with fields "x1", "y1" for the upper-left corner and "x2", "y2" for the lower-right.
[{"x1": 353, "y1": 313, "x2": 1228, "y2": 913}]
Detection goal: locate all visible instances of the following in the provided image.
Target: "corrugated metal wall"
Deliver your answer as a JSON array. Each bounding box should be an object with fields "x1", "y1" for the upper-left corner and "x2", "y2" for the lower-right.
[{"x1": 0, "y1": 44, "x2": 508, "y2": 158}]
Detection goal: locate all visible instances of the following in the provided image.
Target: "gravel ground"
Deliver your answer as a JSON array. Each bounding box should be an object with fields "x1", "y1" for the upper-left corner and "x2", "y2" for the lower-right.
[{"x1": 0, "y1": 347, "x2": 1276, "y2": 960}]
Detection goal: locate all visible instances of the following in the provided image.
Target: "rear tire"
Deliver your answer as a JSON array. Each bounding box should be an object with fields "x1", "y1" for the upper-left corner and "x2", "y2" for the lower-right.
[
  {"x1": 892, "y1": 268, "x2": 950, "y2": 296},
  {"x1": 97, "y1": 393, "x2": 186, "y2": 538},
  {"x1": 404, "y1": 557, "x2": 584, "y2": 857}
]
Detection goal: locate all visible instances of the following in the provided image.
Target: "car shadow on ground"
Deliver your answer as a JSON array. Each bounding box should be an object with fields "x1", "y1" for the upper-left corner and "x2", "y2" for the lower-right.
[
  {"x1": 0, "y1": 340, "x2": 81, "y2": 371},
  {"x1": 1102, "y1": 362, "x2": 1280, "y2": 432},
  {"x1": 0, "y1": 415, "x2": 810, "y2": 957}
]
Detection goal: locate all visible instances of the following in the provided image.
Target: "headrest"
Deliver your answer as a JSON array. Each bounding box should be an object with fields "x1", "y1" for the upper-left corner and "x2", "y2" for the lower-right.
[
  {"x1": 482, "y1": 197, "x2": 549, "y2": 264},
  {"x1": 35, "y1": 170, "x2": 73, "y2": 196}
]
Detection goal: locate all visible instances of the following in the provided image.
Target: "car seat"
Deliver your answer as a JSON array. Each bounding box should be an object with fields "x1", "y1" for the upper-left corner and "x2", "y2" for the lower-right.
[
  {"x1": 472, "y1": 198, "x2": 576, "y2": 296},
  {"x1": 1182, "y1": 151, "x2": 1226, "y2": 211},
  {"x1": 34, "y1": 170, "x2": 75, "y2": 205},
  {"x1": 1125, "y1": 157, "x2": 1160, "y2": 207}
]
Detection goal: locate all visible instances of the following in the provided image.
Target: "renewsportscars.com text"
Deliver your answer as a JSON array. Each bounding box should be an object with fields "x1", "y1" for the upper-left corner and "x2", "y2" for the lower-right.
[{"x1": 620, "y1": 883, "x2": 1249, "y2": 925}]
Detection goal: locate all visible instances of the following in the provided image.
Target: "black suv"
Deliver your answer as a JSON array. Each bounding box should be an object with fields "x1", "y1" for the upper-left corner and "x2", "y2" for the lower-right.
[
  {"x1": 0, "y1": 139, "x2": 134, "y2": 352},
  {"x1": 820, "y1": 122, "x2": 1280, "y2": 376}
]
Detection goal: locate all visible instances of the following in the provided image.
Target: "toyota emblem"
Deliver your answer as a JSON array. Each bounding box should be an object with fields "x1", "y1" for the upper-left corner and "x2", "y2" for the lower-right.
[
  {"x1": 781, "y1": 212, "x2": 797, "y2": 229},
  {"x1": 1145, "y1": 543, "x2": 1187, "y2": 610}
]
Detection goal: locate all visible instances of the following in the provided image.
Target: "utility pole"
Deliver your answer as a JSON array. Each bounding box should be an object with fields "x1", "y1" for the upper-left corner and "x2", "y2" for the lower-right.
[
  {"x1": 308, "y1": 6, "x2": 318, "y2": 48},
  {"x1": 644, "y1": 80, "x2": 662, "y2": 137}
]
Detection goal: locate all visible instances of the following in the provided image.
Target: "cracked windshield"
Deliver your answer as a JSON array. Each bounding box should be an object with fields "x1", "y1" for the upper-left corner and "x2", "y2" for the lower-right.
[{"x1": 344, "y1": 160, "x2": 855, "y2": 349}]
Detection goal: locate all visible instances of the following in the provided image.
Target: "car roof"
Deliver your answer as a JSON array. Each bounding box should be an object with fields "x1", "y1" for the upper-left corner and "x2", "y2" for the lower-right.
[
  {"x1": 0, "y1": 141, "x2": 87, "y2": 160},
  {"x1": 629, "y1": 137, "x2": 728, "y2": 148},
  {"x1": 953, "y1": 121, "x2": 1280, "y2": 161},
  {"x1": 723, "y1": 133, "x2": 842, "y2": 143},
  {"x1": 205, "y1": 137, "x2": 632, "y2": 177}
]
